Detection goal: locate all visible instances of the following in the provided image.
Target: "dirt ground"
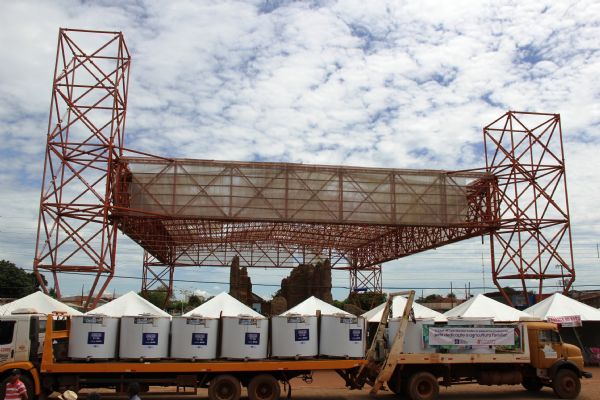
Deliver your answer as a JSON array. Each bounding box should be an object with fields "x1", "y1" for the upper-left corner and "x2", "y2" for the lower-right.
[{"x1": 61, "y1": 366, "x2": 600, "y2": 399}]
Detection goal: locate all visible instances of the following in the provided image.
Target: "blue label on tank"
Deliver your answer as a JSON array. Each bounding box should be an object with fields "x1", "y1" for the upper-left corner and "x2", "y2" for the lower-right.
[
  {"x1": 245, "y1": 332, "x2": 260, "y2": 345},
  {"x1": 295, "y1": 329, "x2": 309, "y2": 342},
  {"x1": 349, "y1": 329, "x2": 362, "y2": 342},
  {"x1": 142, "y1": 332, "x2": 159, "y2": 346},
  {"x1": 191, "y1": 332, "x2": 208, "y2": 346},
  {"x1": 87, "y1": 331, "x2": 105, "y2": 345}
]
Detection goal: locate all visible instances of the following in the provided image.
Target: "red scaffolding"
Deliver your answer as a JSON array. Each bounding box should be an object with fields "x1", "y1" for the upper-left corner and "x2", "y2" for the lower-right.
[{"x1": 32, "y1": 29, "x2": 574, "y2": 308}]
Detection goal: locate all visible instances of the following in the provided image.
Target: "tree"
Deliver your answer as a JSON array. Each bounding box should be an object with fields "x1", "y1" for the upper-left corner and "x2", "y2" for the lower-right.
[
  {"x1": 0, "y1": 260, "x2": 47, "y2": 298},
  {"x1": 422, "y1": 294, "x2": 444, "y2": 303},
  {"x1": 447, "y1": 292, "x2": 457, "y2": 300},
  {"x1": 187, "y1": 294, "x2": 204, "y2": 308},
  {"x1": 139, "y1": 290, "x2": 169, "y2": 309}
]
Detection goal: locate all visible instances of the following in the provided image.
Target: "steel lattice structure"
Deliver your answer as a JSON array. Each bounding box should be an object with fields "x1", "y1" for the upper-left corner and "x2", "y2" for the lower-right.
[
  {"x1": 33, "y1": 29, "x2": 130, "y2": 306},
  {"x1": 33, "y1": 29, "x2": 574, "y2": 308},
  {"x1": 484, "y1": 112, "x2": 574, "y2": 305}
]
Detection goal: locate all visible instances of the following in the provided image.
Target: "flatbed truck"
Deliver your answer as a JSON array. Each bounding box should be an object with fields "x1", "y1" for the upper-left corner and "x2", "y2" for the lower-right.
[{"x1": 0, "y1": 291, "x2": 591, "y2": 400}]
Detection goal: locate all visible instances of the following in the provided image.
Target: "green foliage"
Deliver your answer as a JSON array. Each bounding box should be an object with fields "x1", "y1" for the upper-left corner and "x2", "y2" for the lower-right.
[
  {"x1": 333, "y1": 292, "x2": 387, "y2": 312},
  {"x1": 348, "y1": 292, "x2": 387, "y2": 311},
  {"x1": 332, "y1": 300, "x2": 345, "y2": 310},
  {"x1": 422, "y1": 294, "x2": 444, "y2": 303},
  {"x1": 187, "y1": 294, "x2": 204, "y2": 308},
  {"x1": 139, "y1": 291, "x2": 208, "y2": 313},
  {"x1": 139, "y1": 290, "x2": 169, "y2": 309},
  {"x1": 0, "y1": 260, "x2": 47, "y2": 298}
]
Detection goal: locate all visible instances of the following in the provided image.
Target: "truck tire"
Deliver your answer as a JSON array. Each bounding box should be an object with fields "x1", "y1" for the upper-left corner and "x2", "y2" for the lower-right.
[
  {"x1": 208, "y1": 374, "x2": 241, "y2": 400},
  {"x1": 552, "y1": 369, "x2": 581, "y2": 399},
  {"x1": 247, "y1": 374, "x2": 281, "y2": 400},
  {"x1": 522, "y1": 376, "x2": 543, "y2": 392},
  {"x1": 407, "y1": 371, "x2": 439, "y2": 400}
]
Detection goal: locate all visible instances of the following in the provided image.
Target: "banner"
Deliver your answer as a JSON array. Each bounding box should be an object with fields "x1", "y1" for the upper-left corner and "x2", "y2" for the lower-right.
[
  {"x1": 428, "y1": 327, "x2": 514, "y2": 346},
  {"x1": 547, "y1": 315, "x2": 582, "y2": 327}
]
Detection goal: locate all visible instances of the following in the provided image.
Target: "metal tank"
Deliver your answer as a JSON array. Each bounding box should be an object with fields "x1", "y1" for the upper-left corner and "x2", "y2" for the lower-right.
[
  {"x1": 119, "y1": 314, "x2": 170, "y2": 360},
  {"x1": 319, "y1": 314, "x2": 365, "y2": 358},
  {"x1": 220, "y1": 315, "x2": 268, "y2": 359},
  {"x1": 170, "y1": 316, "x2": 219, "y2": 360},
  {"x1": 68, "y1": 314, "x2": 120, "y2": 359},
  {"x1": 271, "y1": 314, "x2": 318, "y2": 358}
]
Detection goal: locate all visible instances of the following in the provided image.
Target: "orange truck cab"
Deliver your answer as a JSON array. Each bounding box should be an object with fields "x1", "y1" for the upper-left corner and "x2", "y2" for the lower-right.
[{"x1": 524, "y1": 321, "x2": 592, "y2": 398}]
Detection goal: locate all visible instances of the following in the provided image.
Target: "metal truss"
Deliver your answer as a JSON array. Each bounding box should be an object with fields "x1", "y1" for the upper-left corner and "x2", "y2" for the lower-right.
[
  {"x1": 141, "y1": 250, "x2": 174, "y2": 308},
  {"x1": 31, "y1": 30, "x2": 574, "y2": 307},
  {"x1": 349, "y1": 265, "x2": 383, "y2": 293},
  {"x1": 484, "y1": 111, "x2": 574, "y2": 305},
  {"x1": 32, "y1": 28, "x2": 130, "y2": 309}
]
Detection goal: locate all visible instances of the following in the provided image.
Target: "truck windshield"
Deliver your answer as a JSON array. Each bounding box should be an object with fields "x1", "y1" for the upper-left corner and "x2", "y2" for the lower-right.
[
  {"x1": 539, "y1": 329, "x2": 561, "y2": 343},
  {"x1": 0, "y1": 320, "x2": 15, "y2": 344}
]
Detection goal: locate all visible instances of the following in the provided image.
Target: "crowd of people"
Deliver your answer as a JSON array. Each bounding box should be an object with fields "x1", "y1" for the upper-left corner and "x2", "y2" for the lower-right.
[{"x1": 3, "y1": 369, "x2": 142, "y2": 400}]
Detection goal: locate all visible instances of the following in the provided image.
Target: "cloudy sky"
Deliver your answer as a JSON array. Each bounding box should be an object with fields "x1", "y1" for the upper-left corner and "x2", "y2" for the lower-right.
[{"x1": 0, "y1": 0, "x2": 599, "y2": 302}]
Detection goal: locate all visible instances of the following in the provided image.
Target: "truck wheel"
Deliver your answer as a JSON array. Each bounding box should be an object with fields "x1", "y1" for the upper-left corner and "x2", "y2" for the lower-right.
[
  {"x1": 407, "y1": 372, "x2": 439, "y2": 400},
  {"x1": 208, "y1": 374, "x2": 241, "y2": 400},
  {"x1": 522, "y1": 376, "x2": 543, "y2": 391},
  {"x1": 552, "y1": 369, "x2": 581, "y2": 399},
  {"x1": 247, "y1": 374, "x2": 281, "y2": 400}
]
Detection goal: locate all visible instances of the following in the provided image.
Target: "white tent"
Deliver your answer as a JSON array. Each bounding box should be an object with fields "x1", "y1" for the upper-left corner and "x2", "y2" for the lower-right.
[
  {"x1": 444, "y1": 294, "x2": 532, "y2": 322},
  {"x1": 0, "y1": 291, "x2": 82, "y2": 315},
  {"x1": 524, "y1": 293, "x2": 600, "y2": 321},
  {"x1": 184, "y1": 292, "x2": 263, "y2": 318},
  {"x1": 87, "y1": 291, "x2": 170, "y2": 317},
  {"x1": 282, "y1": 296, "x2": 349, "y2": 316},
  {"x1": 362, "y1": 297, "x2": 447, "y2": 323}
]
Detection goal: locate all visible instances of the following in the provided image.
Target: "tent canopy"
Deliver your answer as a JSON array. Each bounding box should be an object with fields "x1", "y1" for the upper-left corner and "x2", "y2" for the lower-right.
[
  {"x1": 362, "y1": 297, "x2": 447, "y2": 323},
  {"x1": 0, "y1": 291, "x2": 82, "y2": 316},
  {"x1": 282, "y1": 296, "x2": 349, "y2": 316},
  {"x1": 444, "y1": 294, "x2": 532, "y2": 322},
  {"x1": 88, "y1": 291, "x2": 170, "y2": 317},
  {"x1": 184, "y1": 292, "x2": 263, "y2": 318},
  {"x1": 524, "y1": 293, "x2": 600, "y2": 322}
]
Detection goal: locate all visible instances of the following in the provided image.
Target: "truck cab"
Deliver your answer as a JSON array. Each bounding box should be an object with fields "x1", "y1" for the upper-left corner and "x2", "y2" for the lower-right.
[
  {"x1": 524, "y1": 322, "x2": 591, "y2": 398},
  {"x1": 0, "y1": 313, "x2": 43, "y2": 365},
  {"x1": 0, "y1": 312, "x2": 46, "y2": 399}
]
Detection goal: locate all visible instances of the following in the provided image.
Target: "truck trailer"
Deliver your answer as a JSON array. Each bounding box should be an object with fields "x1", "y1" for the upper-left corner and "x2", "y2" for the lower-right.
[{"x1": 0, "y1": 291, "x2": 591, "y2": 400}]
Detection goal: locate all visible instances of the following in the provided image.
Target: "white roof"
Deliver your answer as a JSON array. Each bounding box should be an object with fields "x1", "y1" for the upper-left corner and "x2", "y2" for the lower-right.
[
  {"x1": 282, "y1": 296, "x2": 350, "y2": 316},
  {"x1": 444, "y1": 294, "x2": 532, "y2": 322},
  {"x1": 184, "y1": 292, "x2": 263, "y2": 318},
  {"x1": 0, "y1": 291, "x2": 82, "y2": 316},
  {"x1": 524, "y1": 293, "x2": 600, "y2": 322},
  {"x1": 87, "y1": 291, "x2": 170, "y2": 317},
  {"x1": 361, "y1": 297, "x2": 447, "y2": 323}
]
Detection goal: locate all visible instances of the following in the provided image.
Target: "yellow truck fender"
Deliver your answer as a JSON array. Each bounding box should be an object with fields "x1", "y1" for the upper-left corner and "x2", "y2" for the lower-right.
[{"x1": 549, "y1": 359, "x2": 586, "y2": 379}]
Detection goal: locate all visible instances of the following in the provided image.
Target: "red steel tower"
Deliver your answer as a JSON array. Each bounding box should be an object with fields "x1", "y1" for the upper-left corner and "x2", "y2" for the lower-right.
[{"x1": 33, "y1": 29, "x2": 130, "y2": 307}]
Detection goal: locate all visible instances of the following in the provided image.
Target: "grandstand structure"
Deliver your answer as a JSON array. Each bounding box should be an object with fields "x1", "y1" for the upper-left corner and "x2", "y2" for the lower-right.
[{"x1": 33, "y1": 29, "x2": 574, "y2": 308}]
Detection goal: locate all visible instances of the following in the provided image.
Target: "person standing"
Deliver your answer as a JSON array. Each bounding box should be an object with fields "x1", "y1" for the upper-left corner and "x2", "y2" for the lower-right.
[
  {"x1": 4, "y1": 369, "x2": 28, "y2": 400},
  {"x1": 127, "y1": 383, "x2": 141, "y2": 400}
]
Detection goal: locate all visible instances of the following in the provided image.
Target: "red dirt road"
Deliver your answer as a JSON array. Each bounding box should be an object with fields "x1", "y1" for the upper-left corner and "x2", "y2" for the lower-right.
[
  {"x1": 285, "y1": 368, "x2": 600, "y2": 399},
  {"x1": 68, "y1": 366, "x2": 599, "y2": 399}
]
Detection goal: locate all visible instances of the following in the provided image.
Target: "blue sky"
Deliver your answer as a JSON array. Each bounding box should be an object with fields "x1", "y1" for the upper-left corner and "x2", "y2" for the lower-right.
[{"x1": 0, "y1": 0, "x2": 599, "y2": 301}]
